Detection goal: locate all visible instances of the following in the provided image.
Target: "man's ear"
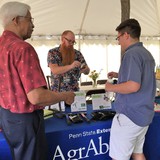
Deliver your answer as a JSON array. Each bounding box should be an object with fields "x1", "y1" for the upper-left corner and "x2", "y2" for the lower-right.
[
  {"x1": 12, "y1": 17, "x2": 19, "y2": 25},
  {"x1": 124, "y1": 32, "x2": 130, "y2": 40}
]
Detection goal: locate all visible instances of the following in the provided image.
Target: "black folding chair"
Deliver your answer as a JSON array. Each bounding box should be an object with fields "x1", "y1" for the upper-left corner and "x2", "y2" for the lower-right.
[{"x1": 46, "y1": 75, "x2": 52, "y2": 90}]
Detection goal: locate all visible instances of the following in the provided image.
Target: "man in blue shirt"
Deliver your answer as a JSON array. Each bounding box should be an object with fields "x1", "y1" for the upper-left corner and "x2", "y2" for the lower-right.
[{"x1": 106, "y1": 19, "x2": 156, "y2": 160}]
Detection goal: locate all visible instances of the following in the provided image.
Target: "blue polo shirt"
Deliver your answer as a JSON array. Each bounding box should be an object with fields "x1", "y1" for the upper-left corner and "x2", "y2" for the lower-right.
[{"x1": 113, "y1": 42, "x2": 156, "y2": 127}]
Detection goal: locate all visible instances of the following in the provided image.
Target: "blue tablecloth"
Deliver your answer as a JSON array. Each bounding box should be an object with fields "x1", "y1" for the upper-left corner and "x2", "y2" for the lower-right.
[
  {"x1": 0, "y1": 106, "x2": 160, "y2": 160},
  {"x1": 0, "y1": 133, "x2": 11, "y2": 160},
  {"x1": 45, "y1": 105, "x2": 112, "y2": 160},
  {"x1": 143, "y1": 112, "x2": 160, "y2": 160}
]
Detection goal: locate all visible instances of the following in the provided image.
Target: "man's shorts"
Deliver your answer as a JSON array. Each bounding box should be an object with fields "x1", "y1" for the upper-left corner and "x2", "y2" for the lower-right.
[{"x1": 109, "y1": 113, "x2": 148, "y2": 160}]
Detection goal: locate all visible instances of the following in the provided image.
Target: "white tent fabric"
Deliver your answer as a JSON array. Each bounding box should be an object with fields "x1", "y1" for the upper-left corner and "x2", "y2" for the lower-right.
[
  {"x1": 0, "y1": 0, "x2": 160, "y2": 82},
  {"x1": 0, "y1": 0, "x2": 160, "y2": 38}
]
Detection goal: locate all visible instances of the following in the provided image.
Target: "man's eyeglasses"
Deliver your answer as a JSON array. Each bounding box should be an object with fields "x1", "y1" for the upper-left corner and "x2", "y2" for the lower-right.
[
  {"x1": 116, "y1": 33, "x2": 124, "y2": 40},
  {"x1": 18, "y1": 16, "x2": 34, "y2": 23},
  {"x1": 64, "y1": 37, "x2": 76, "y2": 45}
]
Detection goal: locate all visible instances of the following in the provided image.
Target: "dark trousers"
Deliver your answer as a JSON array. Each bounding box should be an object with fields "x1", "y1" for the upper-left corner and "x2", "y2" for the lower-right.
[{"x1": 0, "y1": 107, "x2": 47, "y2": 160}]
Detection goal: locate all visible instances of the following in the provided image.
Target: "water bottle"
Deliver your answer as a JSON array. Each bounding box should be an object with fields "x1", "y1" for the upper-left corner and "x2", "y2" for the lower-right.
[{"x1": 106, "y1": 77, "x2": 114, "y2": 101}]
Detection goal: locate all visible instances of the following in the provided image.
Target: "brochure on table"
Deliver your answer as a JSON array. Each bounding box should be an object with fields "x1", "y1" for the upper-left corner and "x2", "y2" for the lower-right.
[
  {"x1": 92, "y1": 93, "x2": 112, "y2": 110},
  {"x1": 71, "y1": 91, "x2": 112, "y2": 112},
  {"x1": 71, "y1": 91, "x2": 87, "y2": 112},
  {"x1": 45, "y1": 92, "x2": 112, "y2": 115},
  {"x1": 44, "y1": 102, "x2": 65, "y2": 119}
]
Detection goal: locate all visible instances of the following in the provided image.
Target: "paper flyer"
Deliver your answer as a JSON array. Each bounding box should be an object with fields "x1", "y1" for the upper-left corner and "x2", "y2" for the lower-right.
[
  {"x1": 71, "y1": 91, "x2": 87, "y2": 112},
  {"x1": 92, "y1": 93, "x2": 112, "y2": 110}
]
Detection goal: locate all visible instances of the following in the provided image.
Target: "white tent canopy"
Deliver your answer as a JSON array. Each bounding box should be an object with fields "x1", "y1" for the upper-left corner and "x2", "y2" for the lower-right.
[
  {"x1": 0, "y1": 0, "x2": 160, "y2": 82},
  {"x1": 0, "y1": 0, "x2": 160, "y2": 38}
]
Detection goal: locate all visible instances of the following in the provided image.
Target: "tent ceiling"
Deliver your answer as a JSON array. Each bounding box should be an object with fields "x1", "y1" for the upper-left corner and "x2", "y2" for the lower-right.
[{"x1": 0, "y1": 0, "x2": 160, "y2": 38}]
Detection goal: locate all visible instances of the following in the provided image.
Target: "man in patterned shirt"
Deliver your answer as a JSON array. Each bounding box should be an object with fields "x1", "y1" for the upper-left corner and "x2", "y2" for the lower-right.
[
  {"x1": 47, "y1": 30, "x2": 90, "y2": 92},
  {"x1": 0, "y1": 2, "x2": 75, "y2": 160}
]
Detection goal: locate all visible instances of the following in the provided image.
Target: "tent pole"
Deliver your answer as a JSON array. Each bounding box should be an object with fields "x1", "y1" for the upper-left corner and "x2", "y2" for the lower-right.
[
  {"x1": 120, "y1": 0, "x2": 130, "y2": 59},
  {"x1": 120, "y1": 0, "x2": 130, "y2": 22}
]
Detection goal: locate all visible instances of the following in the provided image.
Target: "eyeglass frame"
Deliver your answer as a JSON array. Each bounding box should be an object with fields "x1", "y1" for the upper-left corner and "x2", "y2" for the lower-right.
[
  {"x1": 63, "y1": 37, "x2": 76, "y2": 45},
  {"x1": 116, "y1": 33, "x2": 124, "y2": 40},
  {"x1": 17, "y1": 16, "x2": 34, "y2": 23}
]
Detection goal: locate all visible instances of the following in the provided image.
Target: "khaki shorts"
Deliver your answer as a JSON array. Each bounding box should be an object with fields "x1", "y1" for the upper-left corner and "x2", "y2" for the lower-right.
[{"x1": 109, "y1": 113, "x2": 148, "y2": 160}]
